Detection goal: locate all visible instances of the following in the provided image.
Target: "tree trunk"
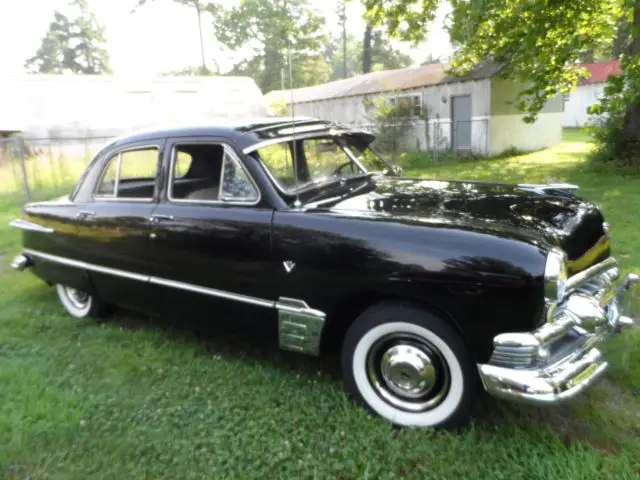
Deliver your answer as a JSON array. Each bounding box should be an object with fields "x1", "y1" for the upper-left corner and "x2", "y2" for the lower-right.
[
  {"x1": 340, "y1": 1, "x2": 348, "y2": 78},
  {"x1": 622, "y1": 2, "x2": 640, "y2": 161},
  {"x1": 363, "y1": 24, "x2": 372, "y2": 73}
]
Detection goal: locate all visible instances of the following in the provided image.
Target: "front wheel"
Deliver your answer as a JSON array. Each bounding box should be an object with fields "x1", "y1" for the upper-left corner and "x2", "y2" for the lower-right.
[
  {"x1": 55, "y1": 284, "x2": 104, "y2": 319},
  {"x1": 341, "y1": 302, "x2": 479, "y2": 429}
]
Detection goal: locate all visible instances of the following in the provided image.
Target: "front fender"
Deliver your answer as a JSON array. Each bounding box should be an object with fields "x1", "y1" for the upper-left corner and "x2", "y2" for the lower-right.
[{"x1": 272, "y1": 210, "x2": 549, "y2": 362}]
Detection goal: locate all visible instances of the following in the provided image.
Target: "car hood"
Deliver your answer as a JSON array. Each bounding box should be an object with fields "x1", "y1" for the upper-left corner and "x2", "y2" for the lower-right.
[{"x1": 316, "y1": 177, "x2": 609, "y2": 272}]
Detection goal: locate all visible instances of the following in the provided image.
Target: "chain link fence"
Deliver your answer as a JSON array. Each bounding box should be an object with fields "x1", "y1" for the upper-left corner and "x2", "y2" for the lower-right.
[
  {"x1": 349, "y1": 118, "x2": 490, "y2": 166},
  {"x1": 0, "y1": 118, "x2": 490, "y2": 206},
  {"x1": 0, "y1": 135, "x2": 112, "y2": 205}
]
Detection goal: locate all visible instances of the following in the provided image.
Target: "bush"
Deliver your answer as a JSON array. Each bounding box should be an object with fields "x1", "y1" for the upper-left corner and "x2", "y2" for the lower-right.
[{"x1": 589, "y1": 54, "x2": 640, "y2": 167}]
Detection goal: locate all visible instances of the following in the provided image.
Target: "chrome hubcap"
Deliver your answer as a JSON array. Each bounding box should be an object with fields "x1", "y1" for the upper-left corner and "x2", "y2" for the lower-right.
[
  {"x1": 380, "y1": 345, "x2": 436, "y2": 398},
  {"x1": 367, "y1": 334, "x2": 450, "y2": 412},
  {"x1": 64, "y1": 287, "x2": 90, "y2": 310}
]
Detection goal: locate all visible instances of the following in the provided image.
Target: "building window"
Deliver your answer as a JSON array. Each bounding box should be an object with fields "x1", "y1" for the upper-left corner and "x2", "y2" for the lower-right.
[{"x1": 390, "y1": 94, "x2": 423, "y2": 117}]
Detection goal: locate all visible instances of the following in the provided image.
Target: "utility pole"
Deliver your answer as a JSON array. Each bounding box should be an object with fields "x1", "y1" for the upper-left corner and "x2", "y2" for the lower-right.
[
  {"x1": 195, "y1": 0, "x2": 207, "y2": 74},
  {"x1": 338, "y1": 1, "x2": 347, "y2": 79}
]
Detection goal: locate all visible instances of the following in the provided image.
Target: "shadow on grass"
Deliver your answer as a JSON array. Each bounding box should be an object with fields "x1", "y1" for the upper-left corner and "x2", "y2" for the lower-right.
[{"x1": 93, "y1": 301, "x2": 640, "y2": 458}]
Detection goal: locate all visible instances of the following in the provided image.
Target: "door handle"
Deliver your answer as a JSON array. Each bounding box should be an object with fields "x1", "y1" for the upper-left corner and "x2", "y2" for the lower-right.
[
  {"x1": 149, "y1": 214, "x2": 174, "y2": 223},
  {"x1": 77, "y1": 210, "x2": 96, "y2": 219}
]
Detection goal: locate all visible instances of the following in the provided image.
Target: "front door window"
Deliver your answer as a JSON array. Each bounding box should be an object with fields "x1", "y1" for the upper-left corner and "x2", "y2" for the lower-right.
[{"x1": 169, "y1": 143, "x2": 259, "y2": 204}]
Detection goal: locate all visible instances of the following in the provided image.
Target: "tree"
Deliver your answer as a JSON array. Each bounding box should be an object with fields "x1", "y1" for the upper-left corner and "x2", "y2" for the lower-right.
[
  {"x1": 25, "y1": 0, "x2": 111, "y2": 74},
  {"x1": 363, "y1": 24, "x2": 373, "y2": 73},
  {"x1": 327, "y1": 31, "x2": 412, "y2": 80},
  {"x1": 364, "y1": 0, "x2": 640, "y2": 164},
  {"x1": 162, "y1": 65, "x2": 219, "y2": 76},
  {"x1": 135, "y1": 0, "x2": 210, "y2": 74},
  {"x1": 209, "y1": 0, "x2": 331, "y2": 93},
  {"x1": 580, "y1": 16, "x2": 630, "y2": 62}
]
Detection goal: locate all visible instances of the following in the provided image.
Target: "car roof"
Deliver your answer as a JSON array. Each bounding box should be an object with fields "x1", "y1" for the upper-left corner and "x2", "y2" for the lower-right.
[{"x1": 105, "y1": 116, "x2": 342, "y2": 152}]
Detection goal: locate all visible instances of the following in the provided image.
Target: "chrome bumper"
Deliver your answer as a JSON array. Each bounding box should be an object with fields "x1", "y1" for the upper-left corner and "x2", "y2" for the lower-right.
[
  {"x1": 478, "y1": 258, "x2": 638, "y2": 405},
  {"x1": 11, "y1": 254, "x2": 31, "y2": 271}
]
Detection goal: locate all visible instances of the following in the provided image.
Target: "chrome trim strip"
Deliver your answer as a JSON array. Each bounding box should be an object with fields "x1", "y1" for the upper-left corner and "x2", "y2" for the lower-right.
[
  {"x1": 22, "y1": 248, "x2": 273, "y2": 308},
  {"x1": 276, "y1": 297, "x2": 326, "y2": 318},
  {"x1": 23, "y1": 249, "x2": 328, "y2": 354},
  {"x1": 242, "y1": 129, "x2": 350, "y2": 155},
  {"x1": 517, "y1": 183, "x2": 579, "y2": 195},
  {"x1": 24, "y1": 248, "x2": 150, "y2": 282},
  {"x1": 148, "y1": 277, "x2": 274, "y2": 308},
  {"x1": 10, "y1": 218, "x2": 55, "y2": 233}
]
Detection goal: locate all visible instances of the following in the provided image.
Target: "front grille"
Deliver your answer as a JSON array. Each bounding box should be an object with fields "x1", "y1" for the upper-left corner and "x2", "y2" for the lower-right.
[
  {"x1": 490, "y1": 345, "x2": 538, "y2": 369},
  {"x1": 544, "y1": 329, "x2": 588, "y2": 366}
]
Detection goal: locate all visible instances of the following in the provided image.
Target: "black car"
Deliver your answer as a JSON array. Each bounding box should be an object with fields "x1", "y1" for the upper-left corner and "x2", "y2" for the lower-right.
[{"x1": 10, "y1": 117, "x2": 638, "y2": 429}]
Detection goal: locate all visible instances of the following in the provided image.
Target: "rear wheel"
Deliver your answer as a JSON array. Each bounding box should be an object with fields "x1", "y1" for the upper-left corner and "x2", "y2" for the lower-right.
[
  {"x1": 55, "y1": 284, "x2": 104, "y2": 319},
  {"x1": 341, "y1": 302, "x2": 479, "y2": 429}
]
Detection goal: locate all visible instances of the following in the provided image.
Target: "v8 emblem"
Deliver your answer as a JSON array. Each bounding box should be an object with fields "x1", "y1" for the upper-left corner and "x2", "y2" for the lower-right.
[{"x1": 283, "y1": 261, "x2": 296, "y2": 273}]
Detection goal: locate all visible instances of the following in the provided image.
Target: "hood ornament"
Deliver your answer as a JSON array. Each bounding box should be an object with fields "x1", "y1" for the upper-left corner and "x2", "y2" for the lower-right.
[{"x1": 283, "y1": 261, "x2": 296, "y2": 273}]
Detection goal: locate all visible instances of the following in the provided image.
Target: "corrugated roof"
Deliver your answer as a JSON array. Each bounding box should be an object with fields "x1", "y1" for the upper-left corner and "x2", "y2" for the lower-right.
[
  {"x1": 266, "y1": 62, "x2": 503, "y2": 104},
  {"x1": 579, "y1": 60, "x2": 621, "y2": 85}
]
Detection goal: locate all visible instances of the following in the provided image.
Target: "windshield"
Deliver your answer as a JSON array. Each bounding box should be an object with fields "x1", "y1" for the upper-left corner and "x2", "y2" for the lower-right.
[{"x1": 255, "y1": 136, "x2": 386, "y2": 194}]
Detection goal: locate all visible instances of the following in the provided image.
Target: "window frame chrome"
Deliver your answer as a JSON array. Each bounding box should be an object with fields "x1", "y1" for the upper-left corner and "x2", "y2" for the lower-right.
[
  {"x1": 92, "y1": 144, "x2": 161, "y2": 203},
  {"x1": 166, "y1": 141, "x2": 261, "y2": 207}
]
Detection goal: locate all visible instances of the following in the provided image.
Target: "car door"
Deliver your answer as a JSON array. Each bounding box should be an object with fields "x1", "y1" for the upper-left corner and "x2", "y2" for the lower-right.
[
  {"x1": 73, "y1": 140, "x2": 164, "y2": 311},
  {"x1": 147, "y1": 137, "x2": 276, "y2": 323}
]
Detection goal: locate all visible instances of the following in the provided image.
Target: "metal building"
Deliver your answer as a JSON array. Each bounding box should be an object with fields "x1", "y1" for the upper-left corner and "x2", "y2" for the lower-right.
[{"x1": 266, "y1": 63, "x2": 563, "y2": 156}]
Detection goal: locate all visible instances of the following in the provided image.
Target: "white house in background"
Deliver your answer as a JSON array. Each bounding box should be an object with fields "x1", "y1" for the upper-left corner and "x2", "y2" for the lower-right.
[
  {"x1": 265, "y1": 63, "x2": 563, "y2": 156},
  {"x1": 0, "y1": 74, "x2": 268, "y2": 141},
  {"x1": 563, "y1": 60, "x2": 621, "y2": 128}
]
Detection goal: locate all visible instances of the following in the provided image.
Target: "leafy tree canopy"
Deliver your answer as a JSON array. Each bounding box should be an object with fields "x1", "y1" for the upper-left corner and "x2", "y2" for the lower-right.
[
  {"x1": 364, "y1": 0, "x2": 640, "y2": 164},
  {"x1": 363, "y1": 0, "x2": 624, "y2": 120},
  {"x1": 161, "y1": 65, "x2": 218, "y2": 76},
  {"x1": 209, "y1": 0, "x2": 331, "y2": 93},
  {"x1": 25, "y1": 0, "x2": 111, "y2": 74}
]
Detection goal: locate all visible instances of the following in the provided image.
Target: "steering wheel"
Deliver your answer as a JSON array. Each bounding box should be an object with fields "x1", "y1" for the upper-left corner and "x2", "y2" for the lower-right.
[{"x1": 332, "y1": 161, "x2": 355, "y2": 176}]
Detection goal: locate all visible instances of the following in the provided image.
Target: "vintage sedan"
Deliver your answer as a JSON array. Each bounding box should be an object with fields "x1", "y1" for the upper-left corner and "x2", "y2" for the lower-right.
[{"x1": 10, "y1": 118, "x2": 638, "y2": 429}]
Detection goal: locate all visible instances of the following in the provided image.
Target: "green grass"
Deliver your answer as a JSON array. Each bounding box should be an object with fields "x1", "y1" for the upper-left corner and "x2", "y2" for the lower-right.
[{"x1": 1, "y1": 129, "x2": 640, "y2": 478}]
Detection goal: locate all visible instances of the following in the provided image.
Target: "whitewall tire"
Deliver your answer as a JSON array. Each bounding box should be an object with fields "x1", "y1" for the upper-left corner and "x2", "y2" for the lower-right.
[
  {"x1": 341, "y1": 302, "x2": 479, "y2": 429},
  {"x1": 55, "y1": 284, "x2": 103, "y2": 319}
]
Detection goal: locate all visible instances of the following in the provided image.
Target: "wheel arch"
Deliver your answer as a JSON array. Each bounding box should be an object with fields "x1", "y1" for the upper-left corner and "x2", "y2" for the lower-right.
[{"x1": 320, "y1": 291, "x2": 475, "y2": 360}]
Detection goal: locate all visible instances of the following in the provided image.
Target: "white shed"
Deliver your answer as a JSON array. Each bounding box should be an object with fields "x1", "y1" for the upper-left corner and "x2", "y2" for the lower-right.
[
  {"x1": 266, "y1": 63, "x2": 563, "y2": 156},
  {"x1": 563, "y1": 60, "x2": 621, "y2": 128},
  {"x1": 0, "y1": 74, "x2": 268, "y2": 140}
]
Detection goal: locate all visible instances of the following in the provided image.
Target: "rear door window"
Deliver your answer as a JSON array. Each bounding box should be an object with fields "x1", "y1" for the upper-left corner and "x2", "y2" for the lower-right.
[{"x1": 95, "y1": 147, "x2": 159, "y2": 200}]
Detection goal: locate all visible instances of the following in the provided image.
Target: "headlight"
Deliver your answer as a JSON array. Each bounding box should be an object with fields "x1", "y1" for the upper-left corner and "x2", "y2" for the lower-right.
[{"x1": 545, "y1": 248, "x2": 568, "y2": 302}]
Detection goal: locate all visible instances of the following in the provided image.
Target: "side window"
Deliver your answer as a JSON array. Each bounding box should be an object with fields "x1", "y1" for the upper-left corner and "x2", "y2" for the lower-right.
[
  {"x1": 169, "y1": 143, "x2": 258, "y2": 203},
  {"x1": 256, "y1": 142, "x2": 296, "y2": 187},
  {"x1": 96, "y1": 147, "x2": 158, "y2": 199},
  {"x1": 220, "y1": 150, "x2": 259, "y2": 202}
]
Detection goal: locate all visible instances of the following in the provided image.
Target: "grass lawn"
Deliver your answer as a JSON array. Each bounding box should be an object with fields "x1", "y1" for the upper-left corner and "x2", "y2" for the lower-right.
[{"x1": 1, "y1": 129, "x2": 639, "y2": 478}]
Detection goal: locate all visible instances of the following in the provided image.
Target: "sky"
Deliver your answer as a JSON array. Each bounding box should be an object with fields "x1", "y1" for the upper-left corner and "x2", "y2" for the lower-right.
[{"x1": 0, "y1": 0, "x2": 452, "y2": 77}]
